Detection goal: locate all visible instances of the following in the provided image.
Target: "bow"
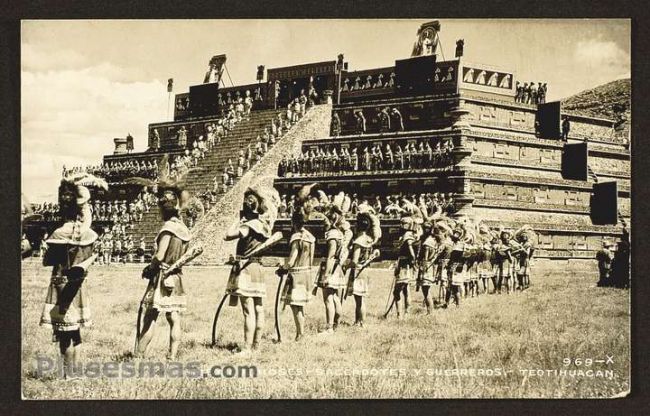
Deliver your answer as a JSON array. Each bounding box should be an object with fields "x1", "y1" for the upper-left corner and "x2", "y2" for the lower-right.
[
  {"x1": 274, "y1": 266, "x2": 289, "y2": 342},
  {"x1": 210, "y1": 293, "x2": 229, "y2": 346},
  {"x1": 382, "y1": 264, "x2": 398, "y2": 318},
  {"x1": 134, "y1": 286, "x2": 149, "y2": 353},
  {"x1": 211, "y1": 232, "x2": 284, "y2": 346},
  {"x1": 136, "y1": 246, "x2": 203, "y2": 352},
  {"x1": 343, "y1": 249, "x2": 380, "y2": 303}
]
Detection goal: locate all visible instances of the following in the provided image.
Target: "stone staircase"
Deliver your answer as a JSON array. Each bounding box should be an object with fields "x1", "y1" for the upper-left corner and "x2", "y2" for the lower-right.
[
  {"x1": 192, "y1": 103, "x2": 333, "y2": 264},
  {"x1": 124, "y1": 108, "x2": 283, "y2": 249}
]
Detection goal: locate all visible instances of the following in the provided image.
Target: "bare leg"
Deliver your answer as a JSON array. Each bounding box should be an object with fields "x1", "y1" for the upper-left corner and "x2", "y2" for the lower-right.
[
  {"x1": 240, "y1": 296, "x2": 255, "y2": 350},
  {"x1": 322, "y1": 289, "x2": 335, "y2": 331},
  {"x1": 422, "y1": 286, "x2": 431, "y2": 314},
  {"x1": 394, "y1": 284, "x2": 404, "y2": 319},
  {"x1": 136, "y1": 309, "x2": 159, "y2": 357},
  {"x1": 291, "y1": 305, "x2": 304, "y2": 340},
  {"x1": 165, "y1": 311, "x2": 181, "y2": 360},
  {"x1": 58, "y1": 331, "x2": 80, "y2": 378},
  {"x1": 252, "y1": 297, "x2": 264, "y2": 349},
  {"x1": 403, "y1": 284, "x2": 410, "y2": 315},
  {"x1": 332, "y1": 290, "x2": 342, "y2": 329},
  {"x1": 354, "y1": 294, "x2": 366, "y2": 325}
]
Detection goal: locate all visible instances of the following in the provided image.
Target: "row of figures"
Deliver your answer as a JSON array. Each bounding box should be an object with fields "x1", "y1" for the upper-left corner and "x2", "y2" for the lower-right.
[
  {"x1": 341, "y1": 72, "x2": 395, "y2": 92},
  {"x1": 63, "y1": 159, "x2": 159, "y2": 183},
  {"x1": 277, "y1": 191, "x2": 457, "y2": 221},
  {"x1": 331, "y1": 107, "x2": 405, "y2": 137},
  {"x1": 90, "y1": 198, "x2": 149, "y2": 223},
  {"x1": 277, "y1": 139, "x2": 455, "y2": 177},
  {"x1": 515, "y1": 81, "x2": 548, "y2": 104},
  {"x1": 221, "y1": 182, "x2": 539, "y2": 352},
  {"x1": 94, "y1": 233, "x2": 148, "y2": 265},
  {"x1": 176, "y1": 88, "x2": 264, "y2": 113}
]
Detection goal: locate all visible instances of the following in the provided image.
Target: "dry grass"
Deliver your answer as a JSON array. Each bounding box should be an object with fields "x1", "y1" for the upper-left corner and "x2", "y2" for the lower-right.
[{"x1": 21, "y1": 259, "x2": 629, "y2": 399}]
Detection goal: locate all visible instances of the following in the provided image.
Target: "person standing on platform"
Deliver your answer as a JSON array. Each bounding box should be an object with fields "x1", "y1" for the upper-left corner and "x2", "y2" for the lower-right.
[
  {"x1": 299, "y1": 90, "x2": 307, "y2": 118},
  {"x1": 331, "y1": 113, "x2": 342, "y2": 137},
  {"x1": 390, "y1": 108, "x2": 404, "y2": 132},
  {"x1": 354, "y1": 110, "x2": 366, "y2": 135},
  {"x1": 384, "y1": 143, "x2": 394, "y2": 170},
  {"x1": 561, "y1": 116, "x2": 571, "y2": 141},
  {"x1": 596, "y1": 241, "x2": 614, "y2": 287},
  {"x1": 395, "y1": 144, "x2": 404, "y2": 170}
]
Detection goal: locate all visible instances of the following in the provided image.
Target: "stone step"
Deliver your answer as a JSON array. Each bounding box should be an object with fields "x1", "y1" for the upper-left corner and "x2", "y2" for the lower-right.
[{"x1": 123, "y1": 108, "x2": 288, "y2": 248}]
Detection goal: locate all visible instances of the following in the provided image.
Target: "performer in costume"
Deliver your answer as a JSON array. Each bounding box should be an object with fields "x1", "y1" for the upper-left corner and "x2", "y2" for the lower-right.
[
  {"x1": 315, "y1": 204, "x2": 352, "y2": 334},
  {"x1": 345, "y1": 206, "x2": 381, "y2": 326},
  {"x1": 513, "y1": 225, "x2": 536, "y2": 290},
  {"x1": 416, "y1": 221, "x2": 436, "y2": 314},
  {"x1": 462, "y1": 226, "x2": 480, "y2": 298},
  {"x1": 278, "y1": 210, "x2": 315, "y2": 341},
  {"x1": 476, "y1": 224, "x2": 496, "y2": 295},
  {"x1": 393, "y1": 216, "x2": 417, "y2": 318},
  {"x1": 123, "y1": 154, "x2": 202, "y2": 360},
  {"x1": 494, "y1": 230, "x2": 516, "y2": 294},
  {"x1": 39, "y1": 173, "x2": 107, "y2": 378},
  {"x1": 224, "y1": 184, "x2": 280, "y2": 352},
  {"x1": 444, "y1": 242, "x2": 466, "y2": 308},
  {"x1": 136, "y1": 187, "x2": 191, "y2": 360},
  {"x1": 432, "y1": 221, "x2": 454, "y2": 305}
]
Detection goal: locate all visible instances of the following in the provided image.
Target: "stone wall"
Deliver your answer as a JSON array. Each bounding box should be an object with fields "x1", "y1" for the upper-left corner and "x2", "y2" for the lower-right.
[{"x1": 191, "y1": 103, "x2": 333, "y2": 264}]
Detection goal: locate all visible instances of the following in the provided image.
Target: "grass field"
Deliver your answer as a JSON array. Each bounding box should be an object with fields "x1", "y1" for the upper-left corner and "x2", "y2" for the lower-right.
[{"x1": 21, "y1": 258, "x2": 630, "y2": 399}]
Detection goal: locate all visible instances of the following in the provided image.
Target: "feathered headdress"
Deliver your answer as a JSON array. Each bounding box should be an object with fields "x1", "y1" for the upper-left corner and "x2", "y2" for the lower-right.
[
  {"x1": 58, "y1": 172, "x2": 109, "y2": 219},
  {"x1": 514, "y1": 224, "x2": 537, "y2": 247},
  {"x1": 432, "y1": 216, "x2": 454, "y2": 237},
  {"x1": 245, "y1": 181, "x2": 281, "y2": 233},
  {"x1": 357, "y1": 204, "x2": 382, "y2": 244},
  {"x1": 294, "y1": 183, "x2": 319, "y2": 220}
]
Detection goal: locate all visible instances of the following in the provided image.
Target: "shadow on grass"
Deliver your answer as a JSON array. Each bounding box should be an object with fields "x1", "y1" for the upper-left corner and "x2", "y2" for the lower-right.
[{"x1": 200, "y1": 340, "x2": 239, "y2": 352}]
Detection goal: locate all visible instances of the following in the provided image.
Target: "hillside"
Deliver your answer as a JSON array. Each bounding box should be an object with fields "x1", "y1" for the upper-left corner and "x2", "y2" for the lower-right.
[{"x1": 562, "y1": 78, "x2": 631, "y2": 136}]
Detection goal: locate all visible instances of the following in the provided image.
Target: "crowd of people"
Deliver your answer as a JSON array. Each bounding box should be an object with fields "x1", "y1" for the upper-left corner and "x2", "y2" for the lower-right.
[
  {"x1": 218, "y1": 109, "x2": 305, "y2": 192},
  {"x1": 330, "y1": 107, "x2": 405, "y2": 137},
  {"x1": 514, "y1": 81, "x2": 548, "y2": 104},
  {"x1": 277, "y1": 191, "x2": 456, "y2": 220},
  {"x1": 277, "y1": 139, "x2": 455, "y2": 177},
  {"x1": 94, "y1": 230, "x2": 148, "y2": 265},
  {"x1": 62, "y1": 160, "x2": 159, "y2": 184}
]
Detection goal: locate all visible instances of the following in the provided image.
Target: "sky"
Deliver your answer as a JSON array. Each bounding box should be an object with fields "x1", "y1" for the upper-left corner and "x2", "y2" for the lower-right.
[{"x1": 21, "y1": 19, "x2": 630, "y2": 202}]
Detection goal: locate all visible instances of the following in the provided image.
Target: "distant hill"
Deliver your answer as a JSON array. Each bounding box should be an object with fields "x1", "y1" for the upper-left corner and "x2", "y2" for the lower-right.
[{"x1": 561, "y1": 78, "x2": 630, "y2": 127}]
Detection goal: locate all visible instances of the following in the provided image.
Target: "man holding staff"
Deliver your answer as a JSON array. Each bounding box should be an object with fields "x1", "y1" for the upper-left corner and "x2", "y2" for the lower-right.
[{"x1": 223, "y1": 184, "x2": 281, "y2": 353}]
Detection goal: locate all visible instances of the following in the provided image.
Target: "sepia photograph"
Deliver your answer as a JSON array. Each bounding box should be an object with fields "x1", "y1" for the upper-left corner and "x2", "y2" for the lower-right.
[{"x1": 20, "y1": 19, "x2": 631, "y2": 399}]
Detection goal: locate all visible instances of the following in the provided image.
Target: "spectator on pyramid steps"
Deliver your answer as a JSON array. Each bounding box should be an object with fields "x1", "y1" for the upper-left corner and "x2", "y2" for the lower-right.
[
  {"x1": 292, "y1": 98, "x2": 301, "y2": 123},
  {"x1": 221, "y1": 167, "x2": 231, "y2": 193}
]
